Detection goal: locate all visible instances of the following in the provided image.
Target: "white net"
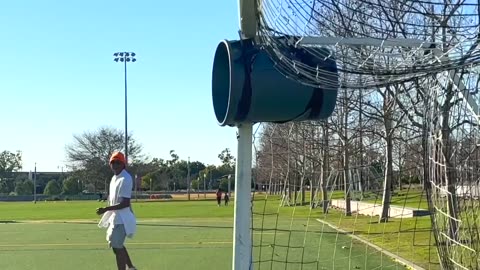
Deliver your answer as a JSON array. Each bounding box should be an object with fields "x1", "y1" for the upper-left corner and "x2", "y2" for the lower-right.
[
  {"x1": 426, "y1": 69, "x2": 480, "y2": 269},
  {"x1": 248, "y1": 1, "x2": 480, "y2": 269},
  {"x1": 244, "y1": 0, "x2": 480, "y2": 269},
  {"x1": 251, "y1": 118, "x2": 437, "y2": 269},
  {"x1": 257, "y1": 0, "x2": 480, "y2": 89}
]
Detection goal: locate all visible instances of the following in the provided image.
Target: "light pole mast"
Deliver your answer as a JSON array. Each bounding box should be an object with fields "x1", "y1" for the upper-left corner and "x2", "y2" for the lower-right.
[
  {"x1": 34, "y1": 162, "x2": 37, "y2": 203},
  {"x1": 113, "y1": 52, "x2": 137, "y2": 165},
  {"x1": 187, "y1": 157, "x2": 191, "y2": 200}
]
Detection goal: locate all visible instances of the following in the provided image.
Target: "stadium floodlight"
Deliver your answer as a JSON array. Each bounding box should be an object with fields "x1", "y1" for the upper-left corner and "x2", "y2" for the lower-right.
[{"x1": 113, "y1": 52, "x2": 137, "y2": 166}]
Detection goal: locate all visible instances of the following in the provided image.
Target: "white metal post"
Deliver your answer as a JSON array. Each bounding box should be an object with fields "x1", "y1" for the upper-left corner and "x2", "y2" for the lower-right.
[
  {"x1": 238, "y1": 0, "x2": 257, "y2": 39},
  {"x1": 204, "y1": 173, "x2": 206, "y2": 199},
  {"x1": 228, "y1": 174, "x2": 232, "y2": 197},
  {"x1": 232, "y1": 123, "x2": 253, "y2": 270},
  {"x1": 135, "y1": 174, "x2": 138, "y2": 202}
]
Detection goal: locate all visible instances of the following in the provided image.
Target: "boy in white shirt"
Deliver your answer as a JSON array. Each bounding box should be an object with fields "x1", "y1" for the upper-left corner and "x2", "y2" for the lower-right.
[{"x1": 97, "y1": 151, "x2": 137, "y2": 270}]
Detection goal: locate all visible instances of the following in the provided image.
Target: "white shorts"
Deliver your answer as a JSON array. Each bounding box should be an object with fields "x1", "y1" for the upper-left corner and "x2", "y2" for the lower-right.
[{"x1": 107, "y1": 224, "x2": 126, "y2": 249}]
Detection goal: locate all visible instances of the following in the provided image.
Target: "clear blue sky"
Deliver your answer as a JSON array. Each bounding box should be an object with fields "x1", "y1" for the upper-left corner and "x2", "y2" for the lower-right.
[{"x1": 1, "y1": 0, "x2": 241, "y2": 172}]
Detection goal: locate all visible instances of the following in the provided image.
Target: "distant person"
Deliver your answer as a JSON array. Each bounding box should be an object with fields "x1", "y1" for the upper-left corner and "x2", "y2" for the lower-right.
[
  {"x1": 216, "y1": 189, "x2": 222, "y2": 207},
  {"x1": 224, "y1": 192, "x2": 229, "y2": 206},
  {"x1": 98, "y1": 192, "x2": 108, "y2": 202},
  {"x1": 96, "y1": 151, "x2": 137, "y2": 270}
]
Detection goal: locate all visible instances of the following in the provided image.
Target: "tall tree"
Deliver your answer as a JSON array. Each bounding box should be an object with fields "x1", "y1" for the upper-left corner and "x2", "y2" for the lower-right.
[
  {"x1": 65, "y1": 126, "x2": 143, "y2": 190},
  {"x1": 0, "y1": 150, "x2": 22, "y2": 194},
  {"x1": 168, "y1": 150, "x2": 179, "y2": 166},
  {"x1": 44, "y1": 180, "x2": 61, "y2": 196},
  {"x1": 218, "y1": 148, "x2": 235, "y2": 168},
  {"x1": 63, "y1": 176, "x2": 82, "y2": 195},
  {"x1": 15, "y1": 180, "x2": 33, "y2": 195}
]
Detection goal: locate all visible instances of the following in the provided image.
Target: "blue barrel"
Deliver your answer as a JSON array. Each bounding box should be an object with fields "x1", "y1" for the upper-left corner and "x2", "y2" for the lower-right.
[{"x1": 212, "y1": 39, "x2": 339, "y2": 126}]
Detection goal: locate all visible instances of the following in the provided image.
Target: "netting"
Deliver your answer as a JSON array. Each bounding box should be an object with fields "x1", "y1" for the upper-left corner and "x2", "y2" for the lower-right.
[
  {"x1": 248, "y1": 1, "x2": 480, "y2": 269},
  {"x1": 257, "y1": 0, "x2": 480, "y2": 89},
  {"x1": 426, "y1": 69, "x2": 480, "y2": 269},
  {"x1": 251, "y1": 88, "x2": 439, "y2": 269}
]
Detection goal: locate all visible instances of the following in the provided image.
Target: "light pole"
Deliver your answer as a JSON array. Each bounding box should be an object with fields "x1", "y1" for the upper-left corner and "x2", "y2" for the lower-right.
[
  {"x1": 187, "y1": 157, "x2": 191, "y2": 201},
  {"x1": 204, "y1": 173, "x2": 207, "y2": 199},
  {"x1": 228, "y1": 174, "x2": 232, "y2": 197},
  {"x1": 113, "y1": 52, "x2": 136, "y2": 165},
  {"x1": 134, "y1": 174, "x2": 138, "y2": 202},
  {"x1": 57, "y1": 165, "x2": 64, "y2": 181},
  {"x1": 197, "y1": 177, "x2": 200, "y2": 198},
  {"x1": 209, "y1": 173, "x2": 212, "y2": 190},
  {"x1": 33, "y1": 162, "x2": 37, "y2": 204}
]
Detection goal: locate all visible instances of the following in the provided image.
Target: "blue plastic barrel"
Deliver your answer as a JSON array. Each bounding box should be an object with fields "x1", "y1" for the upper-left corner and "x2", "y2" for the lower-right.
[{"x1": 212, "y1": 39, "x2": 339, "y2": 126}]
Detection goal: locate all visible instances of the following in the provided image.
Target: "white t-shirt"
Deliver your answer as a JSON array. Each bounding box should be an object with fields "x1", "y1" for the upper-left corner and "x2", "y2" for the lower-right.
[{"x1": 102, "y1": 169, "x2": 136, "y2": 237}]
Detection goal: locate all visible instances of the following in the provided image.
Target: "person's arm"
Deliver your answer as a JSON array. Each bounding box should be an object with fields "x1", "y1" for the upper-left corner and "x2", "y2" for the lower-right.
[
  {"x1": 96, "y1": 176, "x2": 133, "y2": 215},
  {"x1": 96, "y1": 198, "x2": 130, "y2": 215}
]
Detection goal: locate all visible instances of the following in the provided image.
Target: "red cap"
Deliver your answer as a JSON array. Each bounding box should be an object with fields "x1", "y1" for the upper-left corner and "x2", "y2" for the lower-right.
[{"x1": 109, "y1": 151, "x2": 126, "y2": 164}]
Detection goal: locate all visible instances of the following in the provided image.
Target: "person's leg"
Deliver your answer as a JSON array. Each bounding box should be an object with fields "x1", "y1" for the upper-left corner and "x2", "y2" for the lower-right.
[
  {"x1": 110, "y1": 225, "x2": 134, "y2": 269},
  {"x1": 124, "y1": 247, "x2": 134, "y2": 268},
  {"x1": 112, "y1": 247, "x2": 135, "y2": 269},
  {"x1": 112, "y1": 248, "x2": 125, "y2": 270}
]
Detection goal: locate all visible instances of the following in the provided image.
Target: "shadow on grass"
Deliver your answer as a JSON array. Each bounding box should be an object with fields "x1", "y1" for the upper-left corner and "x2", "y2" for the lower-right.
[
  {"x1": 0, "y1": 220, "x2": 17, "y2": 224},
  {"x1": 134, "y1": 199, "x2": 216, "y2": 204}
]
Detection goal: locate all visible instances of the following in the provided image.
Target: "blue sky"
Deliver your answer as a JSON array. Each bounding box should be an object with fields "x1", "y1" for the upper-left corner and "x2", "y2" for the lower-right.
[{"x1": 1, "y1": 0, "x2": 241, "y2": 172}]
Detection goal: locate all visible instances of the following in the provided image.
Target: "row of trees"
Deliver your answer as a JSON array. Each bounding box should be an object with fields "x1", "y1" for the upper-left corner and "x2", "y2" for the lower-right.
[
  {"x1": 64, "y1": 127, "x2": 236, "y2": 193},
  {"x1": 0, "y1": 127, "x2": 236, "y2": 196}
]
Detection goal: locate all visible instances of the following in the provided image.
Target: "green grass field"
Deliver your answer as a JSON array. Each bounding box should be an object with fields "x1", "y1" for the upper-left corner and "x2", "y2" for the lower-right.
[
  {"x1": 252, "y1": 193, "x2": 439, "y2": 270},
  {"x1": 0, "y1": 197, "x2": 432, "y2": 270}
]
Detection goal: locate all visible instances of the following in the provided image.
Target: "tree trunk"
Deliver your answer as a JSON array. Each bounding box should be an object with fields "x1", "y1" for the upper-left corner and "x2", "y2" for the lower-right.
[
  {"x1": 359, "y1": 87, "x2": 365, "y2": 194},
  {"x1": 441, "y1": 91, "x2": 458, "y2": 241},
  {"x1": 343, "y1": 91, "x2": 352, "y2": 216},
  {"x1": 321, "y1": 121, "x2": 329, "y2": 213},
  {"x1": 293, "y1": 172, "x2": 298, "y2": 205},
  {"x1": 422, "y1": 108, "x2": 430, "y2": 191},
  {"x1": 310, "y1": 124, "x2": 316, "y2": 208},
  {"x1": 344, "y1": 155, "x2": 352, "y2": 216},
  {"x1": 380, "y1": 93, "x2": 394, "y2": 223},
  {"x1": 310, "y1": 174, "x2": 315, "y2": 208},
  {"x1": 379, "y1": 132, "x2": 393, "y2": 222},
  {"x1": 398, "y1": 142, "x2": 402, "y2": 190},
  {"x1": 301, "y1": 181, "x2": 306, "y2": 205},
  {"x1": 301, "y1": 130, "x2": 306, "y2": 206}
]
